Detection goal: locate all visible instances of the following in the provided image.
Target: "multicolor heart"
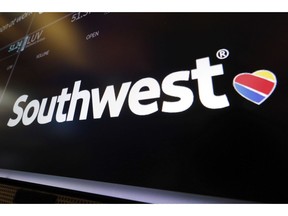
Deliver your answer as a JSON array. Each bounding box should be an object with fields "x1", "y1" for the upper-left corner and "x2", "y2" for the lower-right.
[{"x1": 233, "y1": 70, "x2": 277, "y2": 105}]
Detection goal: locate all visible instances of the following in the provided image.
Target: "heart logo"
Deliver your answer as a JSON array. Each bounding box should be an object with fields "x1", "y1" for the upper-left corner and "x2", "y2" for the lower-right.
[{"x1": 233, "y1": 70, "x2": 277, "y2": 105}]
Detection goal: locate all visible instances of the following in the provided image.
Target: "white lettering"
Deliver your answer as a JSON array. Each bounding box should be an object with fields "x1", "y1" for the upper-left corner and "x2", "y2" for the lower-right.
[
  {"x1": 27, "y1": 30, "x2": 44, "y2": 46},
  {"x1": 91, "y1": 82, "x2": 131, "y2": 119},
  {"x1": 7, "y1": 57, "x2": 230, "y2": 127},
  {"x1": 22, "y1": 100, "x2": 40, "y2": 126},
  {"x1": 191, "y1": 57, "x2": 229, "y2": 109},
  {"x1": 162, "y1": 71, "x2": 194, "y2": 113},
  {"x1": 67, "y1": 80, "x2": 91, "y2": 121},
  {"x1": 56, "y1": 88, "x2": 71, "y2": 123},
  {"x1": 128, "y1": 78, "x2": 160, "y2": 116},
  {"x1": 7, "y1": 95, "x2": 28, "y2": 127},
  {"x1": 37, "y1": 97, "x2": 58, "y2": 124}
]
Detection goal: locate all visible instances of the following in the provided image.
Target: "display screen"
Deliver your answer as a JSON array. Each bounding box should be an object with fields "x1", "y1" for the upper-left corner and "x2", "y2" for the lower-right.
[{"x1": 0, "y1": 13, "x2": 288, "y2": 203}]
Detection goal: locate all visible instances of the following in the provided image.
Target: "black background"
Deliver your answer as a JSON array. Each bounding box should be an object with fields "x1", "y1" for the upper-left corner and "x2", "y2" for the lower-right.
[{"x1": 1, "y1": 13, "x2": 288, "y2": 202}]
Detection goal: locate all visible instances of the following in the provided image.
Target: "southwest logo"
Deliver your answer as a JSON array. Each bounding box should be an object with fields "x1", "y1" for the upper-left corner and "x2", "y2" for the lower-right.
[
  {"x1": 233, "y1": 70, "x2": 277, "y2": 105},
  {"x1": 7, "y1": 55, "x2": 278, "y2": 128}
]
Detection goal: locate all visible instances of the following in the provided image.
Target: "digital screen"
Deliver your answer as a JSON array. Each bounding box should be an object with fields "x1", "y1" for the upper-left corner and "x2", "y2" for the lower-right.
[{"x1": 0, "y1": 13, "x2": 288, "y2": 203}]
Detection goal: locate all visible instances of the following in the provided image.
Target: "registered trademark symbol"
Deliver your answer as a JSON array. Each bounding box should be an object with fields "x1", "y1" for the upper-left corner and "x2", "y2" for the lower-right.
[{"x1": 216, "y1": 49, "x2": 229, "y2": 59}]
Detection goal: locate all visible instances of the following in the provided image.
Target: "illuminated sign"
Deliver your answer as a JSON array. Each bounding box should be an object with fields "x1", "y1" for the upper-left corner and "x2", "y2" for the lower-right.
[
  {"x1": 7, "y1": 57, "x2": 230, "y2": 127},
  {"x1": 7, "y1": 55, "x2": 277, "y2": 127},
  {"x1": 0, "y1": 13, "x2": 286, "y2": 203}
]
